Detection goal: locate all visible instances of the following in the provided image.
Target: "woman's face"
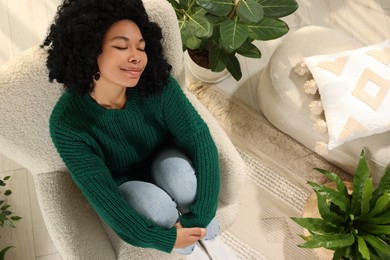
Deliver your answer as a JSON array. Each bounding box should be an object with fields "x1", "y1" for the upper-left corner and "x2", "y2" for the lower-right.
[{"x1": 97, "y1": 19, "x2": 148, "y2": 88}]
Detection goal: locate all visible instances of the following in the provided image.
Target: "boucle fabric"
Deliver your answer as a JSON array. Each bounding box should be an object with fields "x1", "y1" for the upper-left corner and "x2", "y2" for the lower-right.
[
  {"x1": 50, "y1": 77, "x2": 220, "y2": 252},
  {"x1": 258, "y1": 26, "x2": 390, "y2": 184},
  {"x1": 0, "y1": 0, "x2": 246, "y2": 258}
]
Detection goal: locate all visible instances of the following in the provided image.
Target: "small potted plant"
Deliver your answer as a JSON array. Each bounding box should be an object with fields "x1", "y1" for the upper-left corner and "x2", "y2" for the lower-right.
[
  {"x1": 0, "y1": 175, "x2": 22, "y2": 260},
  {"x1": 167, "y1": 0, "x2": 299, "y2": 82},
  {"x1": 291, "y1": 150, "x2": 390, "y2": 259}
]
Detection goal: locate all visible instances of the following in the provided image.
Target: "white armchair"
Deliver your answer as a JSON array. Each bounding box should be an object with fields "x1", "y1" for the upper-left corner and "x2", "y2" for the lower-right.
[{"x1": 0, "y1": 0, "x2": 246, "y2": 259}]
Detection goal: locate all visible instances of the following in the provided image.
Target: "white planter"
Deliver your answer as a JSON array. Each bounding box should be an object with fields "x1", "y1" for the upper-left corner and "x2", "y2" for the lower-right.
[{"x1": 184, "y1": 51, "x2": 230, "y2": 84}]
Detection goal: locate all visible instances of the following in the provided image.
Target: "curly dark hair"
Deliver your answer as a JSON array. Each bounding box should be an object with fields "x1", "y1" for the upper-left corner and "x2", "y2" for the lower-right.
[{"x1": 41, "y1": 0, "x2": 172, "y2": 96}]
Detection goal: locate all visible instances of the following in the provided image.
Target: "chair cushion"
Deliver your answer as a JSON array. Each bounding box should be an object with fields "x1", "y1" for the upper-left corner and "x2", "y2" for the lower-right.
[{"x1": 258, "y1": 26, "x2": 390, "y2": 184}]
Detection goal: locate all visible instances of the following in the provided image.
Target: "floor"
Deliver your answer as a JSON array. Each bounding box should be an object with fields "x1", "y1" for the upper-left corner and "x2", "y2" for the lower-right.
[{"x1": 0, "y1": 0, "x2": 389, "y2": 259}]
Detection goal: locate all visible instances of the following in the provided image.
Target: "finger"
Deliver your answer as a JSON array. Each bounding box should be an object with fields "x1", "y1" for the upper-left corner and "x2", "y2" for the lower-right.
[
  {"x1": 189, "y1": 228, "x2": 206, "y2": 238},
  {"x1": 175, "y1": 222, "x2": 183, "y2": 229}
]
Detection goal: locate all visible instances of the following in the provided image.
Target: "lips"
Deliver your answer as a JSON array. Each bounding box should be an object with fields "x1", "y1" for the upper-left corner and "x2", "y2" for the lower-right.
[{"x1": 121, "y1": 67, "x2": 142, "y2": 77}]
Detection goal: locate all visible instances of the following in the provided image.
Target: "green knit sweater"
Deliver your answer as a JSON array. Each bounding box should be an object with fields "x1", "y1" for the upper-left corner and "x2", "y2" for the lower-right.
[{"x1": 49, "y1": 76, "x2": 220, "y2": 253}]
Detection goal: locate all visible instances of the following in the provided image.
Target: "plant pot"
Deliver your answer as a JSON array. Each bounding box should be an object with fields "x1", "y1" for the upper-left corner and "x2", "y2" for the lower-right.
[{"x1": 184, "y1": 51, "x2": 230, "y2": 84}]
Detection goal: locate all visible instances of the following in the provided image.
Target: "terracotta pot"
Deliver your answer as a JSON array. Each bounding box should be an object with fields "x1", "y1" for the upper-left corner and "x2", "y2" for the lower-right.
[{"x1": 184, "y1": 51, "x2": 230, "y2": 84}]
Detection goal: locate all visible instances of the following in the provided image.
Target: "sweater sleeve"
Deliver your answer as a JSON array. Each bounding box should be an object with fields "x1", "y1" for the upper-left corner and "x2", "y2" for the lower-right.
[
  {"x1": 49, "y1": 113, "x2": 177, "y2": 253},
  {"x1": 161, "y1": 77, "x2": 220, "y2": 228}
]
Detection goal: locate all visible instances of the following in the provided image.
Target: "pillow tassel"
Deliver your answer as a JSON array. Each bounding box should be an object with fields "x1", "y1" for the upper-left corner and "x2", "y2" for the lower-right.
[
  {"x1": 303, "y1": 79, "x2": 318, "y2": 95},
  {"x1": 294, "y1": 61, "x2": 309, "y2": 76},
  {"x1": 313, "y1": 119, "x2": 328, "y2": 134},
  {"x1": 315, "y1": 142, "x2": 329, "y2": 155},
  {"x1": 309, "y1": 100, "x2": 323, "y2": 115}
]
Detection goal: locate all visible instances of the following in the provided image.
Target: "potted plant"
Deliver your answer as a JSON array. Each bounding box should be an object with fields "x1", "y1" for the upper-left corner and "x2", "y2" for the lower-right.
[
  {"x1": 0, "y1": 175, "x2": 22, "y2": 260},
  {"x1": 167, "y1": 0, "x2": 299, "y2": 82},
  {"x1": 291, "y1": 150, "x2": 390, "y2": 260}
]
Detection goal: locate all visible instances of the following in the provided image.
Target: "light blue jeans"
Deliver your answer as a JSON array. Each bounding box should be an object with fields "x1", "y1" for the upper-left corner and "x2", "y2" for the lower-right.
[{"x1": 118, "y1": 144, "x2": 220, "y2": 255}]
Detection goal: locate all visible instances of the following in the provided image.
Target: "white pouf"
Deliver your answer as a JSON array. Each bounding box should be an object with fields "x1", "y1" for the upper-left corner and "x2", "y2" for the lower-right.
[{"x1": 257, "y1": 26, "x2": 390, "y2": 183}]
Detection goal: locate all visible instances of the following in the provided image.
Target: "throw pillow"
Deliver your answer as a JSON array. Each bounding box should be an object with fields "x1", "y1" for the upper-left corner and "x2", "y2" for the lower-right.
[{"x1": 297, "y1": 39, "x2": 390, "y2": 152}]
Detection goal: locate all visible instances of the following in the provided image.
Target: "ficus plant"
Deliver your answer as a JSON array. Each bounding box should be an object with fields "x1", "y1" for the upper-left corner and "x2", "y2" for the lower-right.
[
  {"x1": 291, "y1": 150, "x2": 390, "y2": 260},
  {"x1": 0, "y1": 176, "x2": 22, "y2": 260},
  {"x1": 167, "y1": 0, "x2": 299, "y2": 80}
]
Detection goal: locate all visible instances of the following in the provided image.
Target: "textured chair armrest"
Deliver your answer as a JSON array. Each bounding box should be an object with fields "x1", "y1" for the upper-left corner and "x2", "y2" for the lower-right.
[
  {"x1": 33, "y1": 171, "x2": 116, "y2": 260},
  {"x1": 0, "y1": 46, "x2": 66, "y2": 175},
  {"x1": 184, "y1": 89, "x2": 247, "y2": 205}
]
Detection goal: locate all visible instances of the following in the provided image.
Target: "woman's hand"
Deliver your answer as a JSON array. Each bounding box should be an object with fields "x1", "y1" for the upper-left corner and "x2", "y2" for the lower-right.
[{"x1": 173, "y1": 222, "x2": 206, "y2": 249}]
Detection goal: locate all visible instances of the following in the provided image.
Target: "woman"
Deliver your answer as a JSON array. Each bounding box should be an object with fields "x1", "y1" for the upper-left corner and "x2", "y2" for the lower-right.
[{"x1": 42, "y1": 0, "x2": 236, "y2": 258}]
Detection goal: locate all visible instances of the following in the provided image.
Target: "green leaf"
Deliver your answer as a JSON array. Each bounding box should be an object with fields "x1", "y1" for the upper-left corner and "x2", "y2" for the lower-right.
[
  {"x1": 333, "y1": 247, "x2": 348, "y2": 260},
  {"x1": 2, "y1": 211, "x2": 12, "y2": 216},
  {"x1": 308, "y1": 181, "x2": 350, "y2": 213},
  {"x1": 362, "y1": 234, "x2": 390, "y2": 259},
  {"x1": 369, "y1": 253, "x2": 382, "y2": 260},
  {"x1": 4, "y1": 220, "x2": 15, "y2": 228},
  {"x1": 167, "y1": 0, "x2": 183, "y2": 11},
  {"x1": 256, "y1": 0, "x2": 299, "y2": 18},
  {"x1": 236, "y1": 41, "x2": 261, "y2": 58},
  {"x1": 351, "y1": 150, "x2": 370, "y2": 216},
  {"x1": 361, "y1": 177, "x2": 374, "y2": 217},
  {"x1": 220, "y1": 19, "x2": 249, "y2": 51},
  {"x1": 291, "y1": 217, "x2": 340, "y2": 235},
  {"x1": 248, "y1": 17, "x2": 289, "y2": 40},
  {"x1": 0, "y1": 205, "x2": 11, "y2": 211},
  {"x1": 10, "y1": 216, "x2": 22, "y2": 222},
  {"x1": 187, "y1": 14, "x2": 213, "y2": 38},
  {"x1": 4, "y1": 190, "x2": 12, "y2": 196},
  {"x1": 225, "y1": 54, "x2": 242, "y2": 81},
  {"x1": 237, "y1": 0, "x2": 264, "y2": 23},
  {"x1": 298, "y1": 234, "x2": 312, "y2": 242},
  {"x1": 298, "y1": 233, "x2": 355, "y2": 249},
  {"x1": 359, "y1": 223, "x2": 390, "y2": 235},
  {"x1": 196, "y1": 0, "x2": 234, "y2": 16},
  {"x1": 357, "y1": 236, "x2": 371, "y2": 260},
  {"x1": 0, "y1": 246, "x2": 14, "y2": 259},
  {"x1": 208, "y1": 42, "x2": 227, "y2": 72},
  {"x1": 362, "y1": 211, "x2": 390, "y2": 224},
  {"x1": 180, "y1": 23, "x2": 202, "y2": 49},
  {"x1": 361, "y1": 193, "x2": 390, "y2": 219},
  {"x1": 179, "y1": 0, "x2": 191, "y2": 8},
  {"x1": 3, "y1": 176, "x2": 10, "y2": 181},
  {"x1": 315, "y1": 191, "x2": 345, "y2": 227},
  {"x1": 372, "y1": 162, "x2": 390, "y2": 206},
  {"x1": 0, "y1": 213, "x2": 8, "y2": 227},
  {"x1": 314, "y1": 168, "x2": 349, "y2": 197},
  {"x1": 0, "y1": 180, "x2": 5, "y2": 186}
]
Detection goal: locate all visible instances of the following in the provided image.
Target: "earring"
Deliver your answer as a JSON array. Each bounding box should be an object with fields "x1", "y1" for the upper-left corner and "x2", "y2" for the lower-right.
[{"x1": 94, "y1": 72, "x2": 100, "y2": 81}]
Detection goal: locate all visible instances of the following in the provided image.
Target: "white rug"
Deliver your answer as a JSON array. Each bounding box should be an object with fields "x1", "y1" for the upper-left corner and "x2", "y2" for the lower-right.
[{"x1": 188, "y1": 82, "x2": 351, "y2": 260}]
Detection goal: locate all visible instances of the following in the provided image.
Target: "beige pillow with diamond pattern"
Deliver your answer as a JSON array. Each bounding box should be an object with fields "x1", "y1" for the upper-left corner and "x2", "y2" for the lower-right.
[{"x1": 303, "y1": 39, "x2": 390, "y2": 150}]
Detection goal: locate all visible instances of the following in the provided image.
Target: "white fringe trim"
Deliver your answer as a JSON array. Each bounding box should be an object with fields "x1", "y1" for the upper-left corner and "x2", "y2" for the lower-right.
[
  {"x1": 315, "y1": 142, "x2": 329, "y2": 155},
  {"x1": 303, "y1": 79, "x2": 318, "y2": 95},
  {"x1": 294, "y1": 61, "x2": 309, "y2": 76},
  {"x1": 309, "y1": 100, "x2": 323, "y2": 115},
  {"x1": 313, "y1": 119, "x2": 328, "y2": 134}
]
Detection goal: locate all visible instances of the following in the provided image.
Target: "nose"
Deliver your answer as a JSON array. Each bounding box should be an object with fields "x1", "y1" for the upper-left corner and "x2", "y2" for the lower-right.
[
  {"x1": 128, "y1": 56, "x2": 140, "y2": 64},
  {"x1": 128, "y1": 50, "x2": 140, "y2": 64}
]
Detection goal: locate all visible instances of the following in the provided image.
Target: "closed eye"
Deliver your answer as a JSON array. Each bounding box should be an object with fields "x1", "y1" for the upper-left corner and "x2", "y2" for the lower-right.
[{"x1": 113, "y1": 46, "x2": 127, "y2": 50}]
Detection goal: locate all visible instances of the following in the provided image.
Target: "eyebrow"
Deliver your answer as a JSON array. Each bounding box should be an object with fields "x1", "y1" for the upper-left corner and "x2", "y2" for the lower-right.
[{"x1": 110, "y1": 36, "x2": 145, "y2": 43}]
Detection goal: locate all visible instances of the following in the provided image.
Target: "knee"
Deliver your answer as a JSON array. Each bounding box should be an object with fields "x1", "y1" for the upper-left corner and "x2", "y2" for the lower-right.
[
  {"x1": 118, "y1": 181, "x2": 178, "y2": 228},
  {"x1": 152, "y1": 146, "x2": 195, "y2": 178},
  {"x1": 152, "y1": 155, "x2": 197, "y2": 210},
  {"x1": 152, "y1": 145, "x2": 198, "y2": 212}
]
